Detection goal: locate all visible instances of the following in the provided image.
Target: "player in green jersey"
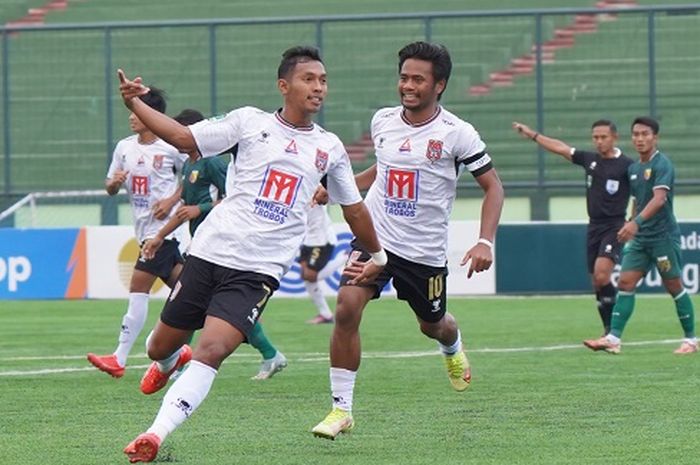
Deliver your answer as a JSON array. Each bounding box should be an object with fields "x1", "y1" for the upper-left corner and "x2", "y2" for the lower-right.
[{"x1": 584, "y1": 116, "x2": 696, "y2": 355}]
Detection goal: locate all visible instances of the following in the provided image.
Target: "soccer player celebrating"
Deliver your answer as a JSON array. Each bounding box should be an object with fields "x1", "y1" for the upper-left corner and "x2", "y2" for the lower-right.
[
  {"x1": 87, "y1": 87, "x2": 186, "y2": 379},
  {"x1": 118, "y1": 46, "x2": 385, "y2": 463},
  {"x1": 511, "y1": 120, "x2": 632, "y2": 338},
  {"x1": 141, "y1": 109, "x2": 287, "y2": 383},
  {"x1": 584, "y1": 117, "x2": 697, "y2": 354},
  {"x1": 311, "y1": 41, "x2": 504, "y2": 440}
]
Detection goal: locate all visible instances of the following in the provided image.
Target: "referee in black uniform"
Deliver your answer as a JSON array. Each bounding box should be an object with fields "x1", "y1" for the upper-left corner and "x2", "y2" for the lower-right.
[{"x1": 513, "y1": 120, "x2": 633, "y2": 339}]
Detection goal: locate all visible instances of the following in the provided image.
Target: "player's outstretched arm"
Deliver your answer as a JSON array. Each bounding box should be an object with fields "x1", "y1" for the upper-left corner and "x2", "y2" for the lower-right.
[
  {"x1": 461, "y1": 169, "x2": 504, "y2": 278},
  {"x1": 117, "y1": 69, "x2": 198, "y2": 154},
  {"x1": 340, "y1": 201, "x2": 385, "y2": 285},
  {"x1": 512, "y1": 121, "x2": 573, "y2": 161}
]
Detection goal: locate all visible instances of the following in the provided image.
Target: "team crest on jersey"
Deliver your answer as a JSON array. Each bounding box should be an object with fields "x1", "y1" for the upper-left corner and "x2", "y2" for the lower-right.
[
  {"x1": 285, "y1": 139, "x2": 298, "y2": 154},
  {"x1": 315, "y1": 149, "x2": 329, "y2": 173},
  {"x1": 384, "y1": 167, "x2": 418, "y2": 218},
  {"x1": 657, "y1": 255, "x2": 671, "y2": 273},
  {"x1": 152, "y1": 155, "x2": 164, "y2": 170},
  {"x1": 644, "y1": 168, "x2": 652, "y2": 180},
  {"x1": 426, "y1": 139, "x2": 443, "y2": 163},
  {"x1": 399, "y1": 138, "x2": 411, "y2": 153},
  {"x1": 254, "y1": 167, "x2": 302, "y2": 224},
  {"x1": 189, "y1": 170, "x2": 199, "y2": 184},
  {"x1": 605, "y1": 179, "x2": 619, "y2": 194}
]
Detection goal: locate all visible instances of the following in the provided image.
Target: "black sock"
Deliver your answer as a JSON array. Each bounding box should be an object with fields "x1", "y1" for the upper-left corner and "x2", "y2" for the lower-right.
[{"x1": 596, "y1": 283, "x2": 616, "y2": 334}]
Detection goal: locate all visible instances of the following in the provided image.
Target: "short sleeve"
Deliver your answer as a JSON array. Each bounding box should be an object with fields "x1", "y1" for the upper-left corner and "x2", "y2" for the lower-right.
[
  {"x1": 106, "y1": 140, "x2": 125, "y2": 179},
  {"x1": 189, "y1": 107, "x2": 255, "y2": 158},
  {"x1": 571, "y1": 149, "x2": 593, "y2": 167},
  {"x1": 326, "y1": 145, "x2": 362, "y2": 206},
  {"x1": 654, "y1": 156, "x2": 674, "y2": 190}
]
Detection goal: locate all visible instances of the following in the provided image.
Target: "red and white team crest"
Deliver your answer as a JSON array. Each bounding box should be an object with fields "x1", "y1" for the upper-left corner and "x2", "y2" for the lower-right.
[
  {"x1": 386, "y1": 168, "x2": 418, "y2": 201},
  {"x1": 315, "y1": 149, "x2": 329, "y2": 173},
  {"x1": 152, "y1": 155, "x2": 164, "y2": 170},
  {"x1": 425, "y1": 139, "x2": 443, "y2": 163},
  {"x1": 260, "y1": 167, "x2": 302, "y2": 206},
  {"x1": 131, "y1": 175, "x2": 149, "y2": 196}
]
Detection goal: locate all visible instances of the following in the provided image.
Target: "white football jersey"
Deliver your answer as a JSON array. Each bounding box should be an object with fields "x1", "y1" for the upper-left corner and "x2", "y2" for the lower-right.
[
  {"x1": 303, "y1": 205, "x2": 337, "y2": 247},
  {"x1": 107, "y1": 136, "x2": 186, "y2": 243},
  {"x1": 365, "y1": 106, "x2": 492, "y2": 267},
  {"x1": 188, "y1": 107, "x2": 361, "y2": 280}
]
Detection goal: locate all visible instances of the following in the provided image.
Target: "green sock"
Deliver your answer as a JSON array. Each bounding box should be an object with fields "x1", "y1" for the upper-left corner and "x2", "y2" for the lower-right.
[
  {"x1": 247, "y1": 322, "x2": 277, "y2": 360},
  {"x1": 609, "y1": 291, "x2": 635, "y2": 338},
  {"x1": 673, "y1": 290, "x2": 695, "y2": 338}
]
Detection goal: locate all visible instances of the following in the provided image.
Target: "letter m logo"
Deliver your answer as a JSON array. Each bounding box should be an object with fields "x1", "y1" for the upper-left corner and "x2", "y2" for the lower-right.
[
  {"x1": 131, "y1": 175, "x2": 149, "y2": 196},
  {"x1": 260, "y1": 167, "x2": 302, "y2": 206},
  {"x1": 386, "y1": 168, "x2": 418, "y2": 201}
]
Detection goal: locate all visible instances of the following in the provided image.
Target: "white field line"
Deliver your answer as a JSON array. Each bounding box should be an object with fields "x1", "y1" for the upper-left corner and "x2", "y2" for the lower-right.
[{"x1": 0, "y1": 339, "x2": 683, "y2": 377}]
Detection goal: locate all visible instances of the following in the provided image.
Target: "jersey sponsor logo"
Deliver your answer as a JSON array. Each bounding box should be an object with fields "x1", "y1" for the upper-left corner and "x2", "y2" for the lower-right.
[
  {"x1": 131, "y1": 175, "x2": 149, "y2": 196},
  {"x1": 315, "y1": 149, "x2": 329, "y2": 173},
  {"x1": 285, "y1": 139, "x2": 298, "y2": 154},
  {"x1": 606, "y1": 179, "x2": 619, "y2": 194},
  {"x1": 399, "y1": 138, "x2": 411, "y2": 153},
  {"x1": 384, "y1": 168, "x2": 418, "y2": 217},
  {"x1": 152, "y1": 154, "x2": 164, "y2": 170},
  {"x1": 644, "y1": 168, "x2": 652, "y2": 180},
  {"x1": 426, "y1": 139, "x2": 443, "y2": 163},
  {"x1": 255, "y1": 167, "x2": 302, "y2": 224},
  {"x1": 188, "y1": 170, "x2": 199, "y2": 184}
]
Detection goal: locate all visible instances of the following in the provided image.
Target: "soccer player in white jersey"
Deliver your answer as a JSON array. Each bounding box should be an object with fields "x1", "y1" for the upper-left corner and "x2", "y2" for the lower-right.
[
  {"x1": 117, "y1": 46, "x2": 385, "y2": 463},
  {"x1": 311, "y1": 41, "x2": 504, "y2": 440},
  {"x1": 87, "y1": 87, "x2": 188, "y2": 379},
  {"x1": 301, "y1": 204, "x2": 348, "y2": 324}
]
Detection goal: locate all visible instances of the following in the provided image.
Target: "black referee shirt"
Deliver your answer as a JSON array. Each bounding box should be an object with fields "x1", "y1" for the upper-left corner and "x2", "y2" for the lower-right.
[{"x1": 571, "y1": 149, "x2": 633, "y2": 224}]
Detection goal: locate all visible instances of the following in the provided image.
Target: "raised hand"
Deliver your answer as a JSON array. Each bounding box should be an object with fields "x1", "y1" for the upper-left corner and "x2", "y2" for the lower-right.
[{"x1": 117, "y1": 69, "x2": 150, "y2": 105}]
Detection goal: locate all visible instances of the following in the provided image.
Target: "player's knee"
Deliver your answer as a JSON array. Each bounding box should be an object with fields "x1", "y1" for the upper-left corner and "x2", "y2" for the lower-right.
[
  {"x1": 592, "y1": 272, "x2": 611, "y2": 289},
  {"x1": 193, "y1": 341, "x2": 231, "y2": 369},
  {"x1": 616, "y1": 277, "x2": 636, "y2": 292}
]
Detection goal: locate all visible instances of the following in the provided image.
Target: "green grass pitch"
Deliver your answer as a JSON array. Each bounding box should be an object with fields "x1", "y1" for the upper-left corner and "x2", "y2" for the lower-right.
[{"x1": 1, "y1": 295, "x2": 699, "y2": 464}]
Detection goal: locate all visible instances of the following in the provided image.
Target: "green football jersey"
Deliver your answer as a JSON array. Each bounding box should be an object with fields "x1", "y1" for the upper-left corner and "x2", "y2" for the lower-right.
[
  {"x1": 181, "y1": 156, "x2": 228, "y2": 235},
  {"x1": 628, "y1": 151, "x2": 680, "y2": 241}
]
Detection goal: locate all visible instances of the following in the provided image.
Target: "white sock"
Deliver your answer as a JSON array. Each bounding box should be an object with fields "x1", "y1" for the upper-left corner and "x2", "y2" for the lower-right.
[
  {"x1": 113, "y1": 292, "x2": 149, "y2": 366},
  {"x1": 606, "y1": 334, "x2": 621, "y2": 345},
  {"x1": 305, "y1": 281, "x2": 333, "y2": 319},
  {"x1": 146, "y1": 360, "x2": 217, "y2": 442},
  {"x1": 438, "y1": 330, "x2": 462, "y2": 355},
  {"x1": 330, "y1": 367, "x2": 356, "y2": 413},
  {"x1": 316, "y1": 251, "x2": 349, "y2": 281},
  {"x1": 145, "y1": 330, "x2": 183, "y2": 373}
]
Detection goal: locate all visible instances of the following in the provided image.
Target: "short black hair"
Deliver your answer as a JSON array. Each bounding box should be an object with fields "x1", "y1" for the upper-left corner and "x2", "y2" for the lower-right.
[
  {"x1": 277, "y1": 46, "x2": 323, "y2": 79},
  {"x1": 398, "y1": 41, "x2": 452, "y2": 100},
  {"x1": 174, "y1": 108, "x2": 205, "y2": 126},
  {"x1": 591, "y1": 119, "x2": 617, "y2": 133},
  {"x1": 631, "y1": 116, "x2": 660, "y2": 135},
  {"x1": 139, "y1": 86, "x2": 167, "y2": 114}
]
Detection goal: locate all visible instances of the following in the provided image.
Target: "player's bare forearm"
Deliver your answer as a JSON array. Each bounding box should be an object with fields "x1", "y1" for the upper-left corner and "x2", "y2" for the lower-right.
[
  {"x1": 355, "y1": 164, "x2": 377, "y2": 191},
  {"x1": 512, "y1": 122, "x2": 572, "y2": 160},
  {"x1": 341, "y1": 202, "x2": 381, "y2": 253},
  {"x1": 476, "y1": 169, "x2": 504, "y2": 242},
  {"x1": 636, "y1": 189, "x2": 667, "y2": 222},
  {"x1": 155, "y1": 214, "x2": 184, "y2": 242}
]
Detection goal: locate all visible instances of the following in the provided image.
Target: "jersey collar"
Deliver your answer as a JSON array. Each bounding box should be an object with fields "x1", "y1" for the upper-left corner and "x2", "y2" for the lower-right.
[
  {"x1": 275, "y1": 109, "x2": 315, "y2": 132},
  {"x1": 400, "y1": 105, "x2": 442, "y2": 128}
]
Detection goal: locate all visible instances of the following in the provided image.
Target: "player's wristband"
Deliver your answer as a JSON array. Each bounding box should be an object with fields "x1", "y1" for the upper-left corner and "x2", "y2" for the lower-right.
[
  {"x1": 532, "y1": 133, "x2": 539, "y2": 142},
  {"x1": 370, "y1": 249, "x2": 388, "y2": 266},
  {"x1": 634, "y1": 215, "x2": 644, "y2": 227},
  {"x1": 478, "y1": 238, "x2": 494, "y2": 248}
]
